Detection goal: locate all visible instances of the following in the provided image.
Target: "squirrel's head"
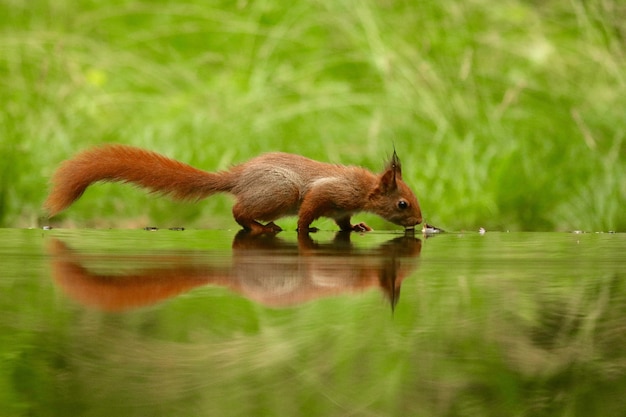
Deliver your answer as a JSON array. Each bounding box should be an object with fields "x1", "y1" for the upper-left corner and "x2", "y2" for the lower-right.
[{"x1": 368, "y1": 151, "x2": 422, "y2": 230}]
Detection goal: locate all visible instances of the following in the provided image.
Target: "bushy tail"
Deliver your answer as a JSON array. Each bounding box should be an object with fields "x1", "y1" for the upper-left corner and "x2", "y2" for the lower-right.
[{"x1": 43, "y1": 144, "x2": 235, "y2": 216}]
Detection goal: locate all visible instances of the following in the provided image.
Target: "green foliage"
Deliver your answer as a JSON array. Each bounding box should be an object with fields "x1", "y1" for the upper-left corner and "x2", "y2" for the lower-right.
[{"x1": 1, "y1": 0, "x2": 624, "y2": 230}]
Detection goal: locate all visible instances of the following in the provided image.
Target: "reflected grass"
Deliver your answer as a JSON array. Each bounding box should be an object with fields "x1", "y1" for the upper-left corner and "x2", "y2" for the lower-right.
[{"x1": 1, "y1": 230, "x2": 625, "y2": 416}]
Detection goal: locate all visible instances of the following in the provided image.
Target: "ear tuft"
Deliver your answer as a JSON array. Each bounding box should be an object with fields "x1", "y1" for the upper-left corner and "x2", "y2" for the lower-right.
[
  {"x1": 379, "y1": 149, "x2": 403, "y2": 192},
  {"x1": 386, "y1": 149, "x2": 402, "y2": 179}
]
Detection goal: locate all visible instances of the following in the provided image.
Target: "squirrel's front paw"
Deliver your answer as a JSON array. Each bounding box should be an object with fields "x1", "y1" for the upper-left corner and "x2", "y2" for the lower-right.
[{"x1": 352, "y1": 222, "x2": 372, "y2": 232}]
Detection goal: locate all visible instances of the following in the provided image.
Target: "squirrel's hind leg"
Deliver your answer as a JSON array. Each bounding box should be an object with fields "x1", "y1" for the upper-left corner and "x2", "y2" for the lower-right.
[
  {"x1": 237, "y1": 218, "x2": 283, "y2": 234},
  {"x1": 262, "y1": 222, "x2": 283, "y2": 232},
  {"x1": 232, "y1": 203, "x2": 282, "y2": 234}
]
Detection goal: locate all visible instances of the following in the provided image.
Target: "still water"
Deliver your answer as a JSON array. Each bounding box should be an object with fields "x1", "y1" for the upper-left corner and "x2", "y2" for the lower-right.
[{"x1": 1, "y1": 228, "x2": 625, "y2": 416}]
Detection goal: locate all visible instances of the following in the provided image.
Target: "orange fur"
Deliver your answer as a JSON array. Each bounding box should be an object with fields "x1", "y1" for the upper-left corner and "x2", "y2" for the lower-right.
[{"x1": 44, "y1": 144, "x2": 422, "y2": 233}]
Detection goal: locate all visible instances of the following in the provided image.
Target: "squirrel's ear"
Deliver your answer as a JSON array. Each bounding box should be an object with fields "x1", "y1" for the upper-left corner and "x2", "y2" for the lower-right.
[
  {"x1": 388, "y1": 150, "x2": 402, "y2": 179},
  {"x1": 379, "y1": 151, "x2": 402, "y2": 191}
]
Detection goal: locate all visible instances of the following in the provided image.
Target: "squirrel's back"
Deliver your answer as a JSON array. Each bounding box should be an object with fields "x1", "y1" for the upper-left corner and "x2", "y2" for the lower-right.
[{"x1": 230, "y1": 152, "x2": 374, "y2": 193}]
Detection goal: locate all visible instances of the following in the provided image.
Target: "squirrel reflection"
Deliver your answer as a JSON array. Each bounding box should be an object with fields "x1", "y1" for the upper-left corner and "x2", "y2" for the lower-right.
[{"x1": 48, "y1": 232, "x2": 421, "y2": 312}]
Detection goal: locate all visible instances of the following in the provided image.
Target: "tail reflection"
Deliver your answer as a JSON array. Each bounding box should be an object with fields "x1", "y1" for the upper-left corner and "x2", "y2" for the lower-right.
[{"x1": 48, "y1": 232, "x2": 421, "y2": 312}]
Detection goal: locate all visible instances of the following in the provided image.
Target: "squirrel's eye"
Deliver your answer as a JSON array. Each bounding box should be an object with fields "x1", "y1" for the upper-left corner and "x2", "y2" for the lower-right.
[{"x1": 397, "y1": 200, "x2": 409, "y2": 210}]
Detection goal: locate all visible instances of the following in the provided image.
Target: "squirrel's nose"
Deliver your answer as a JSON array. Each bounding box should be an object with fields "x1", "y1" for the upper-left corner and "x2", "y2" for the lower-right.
[{"x1": 403, "y1": 216, "x2": 422, "y2": 229}]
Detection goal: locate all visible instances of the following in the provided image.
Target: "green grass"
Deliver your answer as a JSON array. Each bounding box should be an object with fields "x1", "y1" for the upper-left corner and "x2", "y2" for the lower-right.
[{"x1": 1, "y1": 0, "x2": 624, "y2": 231}]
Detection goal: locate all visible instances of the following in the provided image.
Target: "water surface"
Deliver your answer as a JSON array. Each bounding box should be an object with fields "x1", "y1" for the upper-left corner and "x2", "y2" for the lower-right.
[{"x1": 1, "y1": 229, "x2": 625, "y2": 416}]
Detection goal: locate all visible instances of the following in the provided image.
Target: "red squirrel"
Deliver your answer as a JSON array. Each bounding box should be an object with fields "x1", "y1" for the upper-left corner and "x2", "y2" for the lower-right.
[{"x1": 43, "y1": 144, "x2": 422, "y2": 233}]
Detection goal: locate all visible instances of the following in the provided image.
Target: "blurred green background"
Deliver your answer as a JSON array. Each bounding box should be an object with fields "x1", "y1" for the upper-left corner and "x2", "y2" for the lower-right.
[{"x1": 1, "y1": 0, "x2": 624, "y2": 231}]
